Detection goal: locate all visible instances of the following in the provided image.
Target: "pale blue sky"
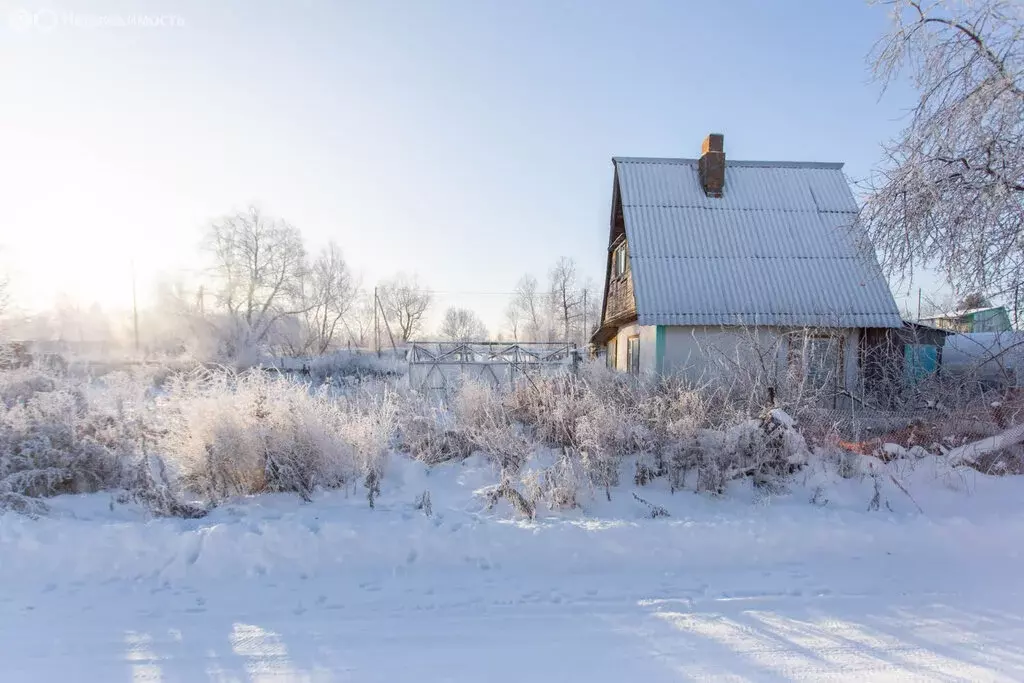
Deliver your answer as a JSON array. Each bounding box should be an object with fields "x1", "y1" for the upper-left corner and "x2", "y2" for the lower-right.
[{"x1": 1, "y1": 0, "x2": 939, "y2": 325}]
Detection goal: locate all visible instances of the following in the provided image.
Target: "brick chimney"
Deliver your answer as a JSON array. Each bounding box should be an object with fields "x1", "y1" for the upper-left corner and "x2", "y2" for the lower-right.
[{"x1": 698, "y1": 133, "x2": 725, "y2": 197}]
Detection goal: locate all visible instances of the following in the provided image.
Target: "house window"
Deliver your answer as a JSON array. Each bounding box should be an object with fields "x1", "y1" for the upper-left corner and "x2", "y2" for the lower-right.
[
  {"x1": 612, "y1": 241, "x2": 629, "y2": 278},
  {"x1": 626, "y1": 335, "x2": 640, "y2": 374},
  {"x1": 607, "y1": 337, "x2": 617, "y2": 369},
  {"x1": 798, "y1": 336, "x2": 843, "y2": 393},
  {"x1": 786, "y1": 334, "x2": 845, "y2": 398}
]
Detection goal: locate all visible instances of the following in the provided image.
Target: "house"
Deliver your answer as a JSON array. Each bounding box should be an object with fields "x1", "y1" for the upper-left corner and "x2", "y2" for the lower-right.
[
  {"x1": 590, "y1": 133, "x2": 904, "y2": 405},
  {"x1": 920, "y1": 306, "x2": 1012, "y2": 334}
]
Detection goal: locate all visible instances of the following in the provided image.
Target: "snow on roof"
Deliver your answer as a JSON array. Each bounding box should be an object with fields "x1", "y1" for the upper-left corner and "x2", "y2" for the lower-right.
[{"x1": 613, "y1": 157, "x2": 902, "y2": 328}]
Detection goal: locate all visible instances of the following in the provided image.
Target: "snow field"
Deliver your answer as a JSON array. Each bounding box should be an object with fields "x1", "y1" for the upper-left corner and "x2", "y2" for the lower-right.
[{"x1": 2, "y1": 454, "x2": 1024, "y2": 681}]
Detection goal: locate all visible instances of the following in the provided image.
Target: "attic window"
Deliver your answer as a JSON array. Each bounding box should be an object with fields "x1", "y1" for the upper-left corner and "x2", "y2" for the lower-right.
[{"x1": 613, "y1": 242, "x2": 629, "y2": 278}]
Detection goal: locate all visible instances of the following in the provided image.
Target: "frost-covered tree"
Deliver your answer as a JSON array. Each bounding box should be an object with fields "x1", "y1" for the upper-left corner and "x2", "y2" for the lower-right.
[
  {"x1": 957, "y1": 291, "x2": 991, "y2": 311},
  {"x1": 862, "y1": 0, "x2": 1024, "y2": 301},
  {"x1": 299, "y1": 242, "x2": 357, "y2": 354},
  {"x1": 505, "y1": 274, "x2": 544, "y2": 342},
  {"x1": 549, "y1": 257, "x2": 583, "y2": 344},
  {"x1": 205, "y1": 206, "x2": 311, "y2": 354},
  {"x1": 505, "y1": 265, "x2": 597, "y2": 345},
  {"x1": 379, "y1": 274, "x2": 431, "y2": 342},
  {"x1": 345, "y1": 292, "x2": 377, "y2": 348},
  {"x1": 439, "y1": 306, "x2": 488, "y2": 342},
  {"x1": 579, "y1": 277, "x2": 601, "y2": 343}
]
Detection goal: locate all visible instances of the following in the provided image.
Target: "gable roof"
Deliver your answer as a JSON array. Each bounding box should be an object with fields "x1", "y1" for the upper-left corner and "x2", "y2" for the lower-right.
[{"x1": 612, "y1": 157, "x2": 902, "y2": 329}]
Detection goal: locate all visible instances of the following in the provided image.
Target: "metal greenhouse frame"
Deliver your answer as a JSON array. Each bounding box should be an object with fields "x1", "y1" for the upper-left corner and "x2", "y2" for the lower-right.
[{"x1": 407, "y1": 341, "x2": 580, "y2": 391}]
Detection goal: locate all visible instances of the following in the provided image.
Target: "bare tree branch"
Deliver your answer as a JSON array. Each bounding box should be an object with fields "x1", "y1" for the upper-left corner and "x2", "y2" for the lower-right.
[
  {"x1": 378, "y1": 274, "x2": 431, "y2": 342},
  {"x1": 439, "y1": 306, "x2": 488, "y2": 342},
  {"x1": 862, "y1": 0, "x2": 1024, "y2": 304}
]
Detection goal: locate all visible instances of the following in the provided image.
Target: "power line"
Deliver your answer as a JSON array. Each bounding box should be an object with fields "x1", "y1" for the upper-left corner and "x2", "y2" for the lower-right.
[{"x1": 418, "y1": 289, "x2": 521, "y2": 296}]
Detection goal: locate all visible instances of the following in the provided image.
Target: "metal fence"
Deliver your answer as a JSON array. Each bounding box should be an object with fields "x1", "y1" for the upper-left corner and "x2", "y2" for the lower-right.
[{"x1": 407, "y1": 341, "x2": 579, "y2": 391}]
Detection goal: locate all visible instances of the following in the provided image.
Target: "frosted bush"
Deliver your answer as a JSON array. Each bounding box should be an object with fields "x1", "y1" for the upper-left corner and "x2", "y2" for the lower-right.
[
  {"x1": 395, "y1": 392, "x2": 472, "y2": 465},
  {"x1": 521, "y1": 449, "x2": 584, "y2": 510},
  {"x1": 453, "y1": 380, "x2": 533, "y2": 474},
  {"x1": 0, "y1": 368, "x2": 59, "y2": 407},
  {"x1": 0, "y1": 369, "x2": 136, "y2": 510},
  {"x1": 336, "y1": 388, "x2": 399, "y2": 507},
  {"x1": 155, "y1": 370, "x2": 392, "y2": 503},
  {"x1": 8, "y1": 347, "x2": 1002, "y2": 518},
  {"x1": 155, "y1": 371, "x2": 269, "y2": 499},
  {"x1": 574, "y1": 400, "x2": 643, "y2": 499}
]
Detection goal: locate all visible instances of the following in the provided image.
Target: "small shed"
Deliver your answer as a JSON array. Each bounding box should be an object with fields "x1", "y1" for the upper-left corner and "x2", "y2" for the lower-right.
[{"x1": 860, "y1": 321, "x2": 952, "y2": 405}]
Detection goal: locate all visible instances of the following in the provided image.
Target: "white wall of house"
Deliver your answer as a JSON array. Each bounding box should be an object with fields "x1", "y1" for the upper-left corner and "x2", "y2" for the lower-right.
[
  {"x1": 662, "y1": 326, "x2": 780, "y2": 381},
  {"x1": 606, "y1": 322, "x2": 643, "y2": 371},
  {"x1": 661, "y1": 325, "x2": 859, "y2": 390},
  {"x1": 606, "y1": 323, "x2": 862, "y2": 402}
]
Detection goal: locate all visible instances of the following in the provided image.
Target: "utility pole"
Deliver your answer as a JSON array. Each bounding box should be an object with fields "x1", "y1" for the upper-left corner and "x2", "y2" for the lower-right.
[
  {"x1": 917, "y1": 288, "x2": 922, "y2": 321},
  {"x1": 131, "y1": 260, "x2": 140, "y2": 354},
  {"x1": 376, "y1": 296, "x2": 398, "y2": 352},
  {"x1": 374, "y1": 286, "x2": 380, "y2": 357}
]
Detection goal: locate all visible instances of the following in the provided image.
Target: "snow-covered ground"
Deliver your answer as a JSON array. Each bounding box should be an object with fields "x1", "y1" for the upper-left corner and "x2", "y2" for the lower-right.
[{"x1": 2, "y1": 455, "x2": 1024, "y2": 682}]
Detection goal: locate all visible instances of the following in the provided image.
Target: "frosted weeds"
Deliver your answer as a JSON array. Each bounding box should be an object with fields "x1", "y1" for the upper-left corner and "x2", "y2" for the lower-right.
[{"x1": 0, "y1": 361, "x2": 1018, "y2": 517}]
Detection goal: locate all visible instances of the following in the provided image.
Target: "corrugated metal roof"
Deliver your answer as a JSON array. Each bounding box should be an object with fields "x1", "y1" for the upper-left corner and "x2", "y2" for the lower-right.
[{"x1": 614, "y1": 157, "x2": 902, "y2": 329}]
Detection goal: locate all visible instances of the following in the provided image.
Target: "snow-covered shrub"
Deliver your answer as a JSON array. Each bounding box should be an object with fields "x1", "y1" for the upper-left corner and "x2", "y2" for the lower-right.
[
  {"x1": 521, "y1": 449, "x2": 584, "y2": 511},
  {"x1": 453, "y1": 380, "x2": 534, "y2": 474},
  {"x1": 155, "y1": 369, "x2": 399, "y2": 504},
  {"x1": 156, "y1": 371, "x2": 271, "y2": 500},
  {"x1": 506, "y1": 376, "x2": 589, "y2": 450},
  {"x1": 0, "y1": 368, "x2": 59, "y2": 407},
  {"x1": 336, "y1": 388, "x2": 399, "y2": 508},
  {"x1": 518, "y1": 371, "x2": 739, "y2": 497},
  {"x1": 0, "y1": 368, "x2": 143, "y2": 512},
  {"x1": 395, "y1": 392, "x2": 472, "y2": 465},
  {"x1": 574, "y1": 399, "x2": 643, "y2": 499},
  {"x1": 479, "y1": 478, "x2": 535, "y2": 519},
  {"x1": 633, "y1": 378, "x2": 710, "y2": 490}
]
